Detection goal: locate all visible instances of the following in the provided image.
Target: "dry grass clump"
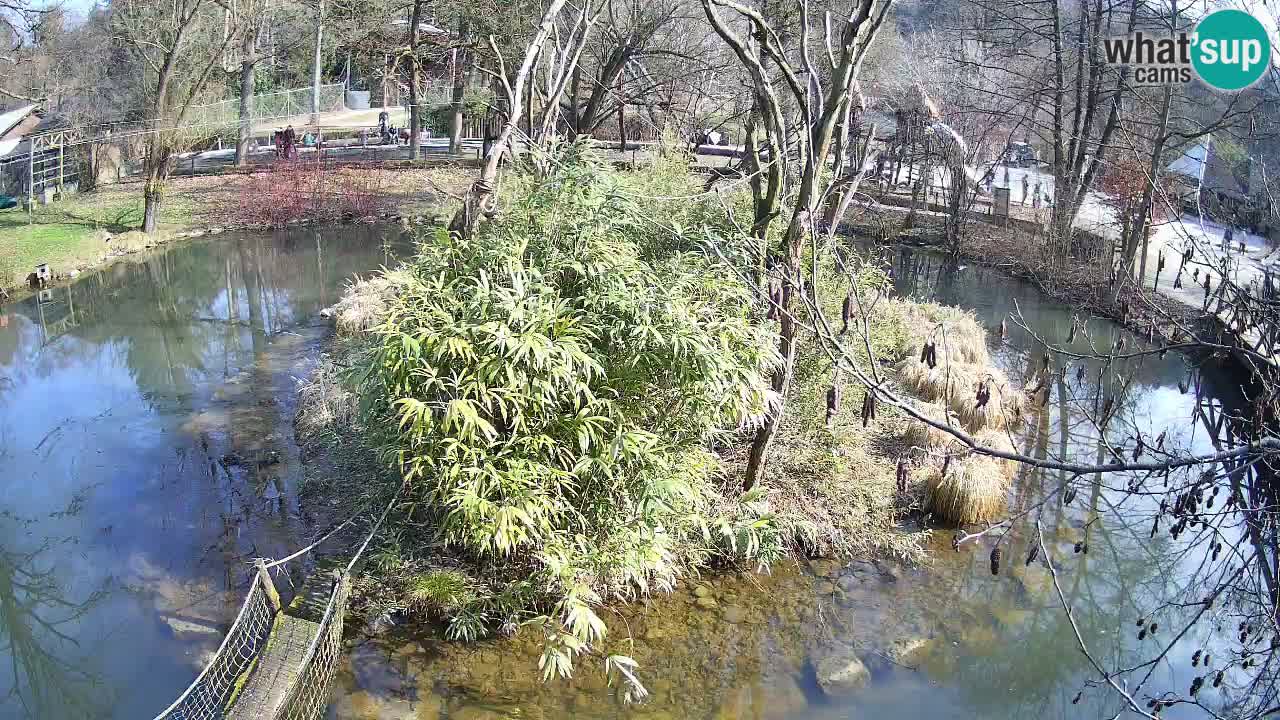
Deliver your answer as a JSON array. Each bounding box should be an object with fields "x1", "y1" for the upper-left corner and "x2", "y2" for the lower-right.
[
  {"x1": 887, "y1": 299, "x2": 992, "y2": 366},
  {"x1": 955, "y1": 376, "x2": 1025, "y2": 433},
  {"x1": 922, "y1": 455, "x2": 1010, "y2": 525},
  {"x1": 896, "y1": 356, "x2": 979, "y2": 407},
  {"x1": 897, "y1": 354, "x2": 1028, "y2": 435},
  {"x1": 295, "y1": 354, "x2": 358, "y2": 439},
  {"x1": 971, "y1": 430, "x2": 1019, "y2": 479},
  {"x1": 919, "y1": 431, "x2": 1020, "y2": 525},
  {"x1": 900, "y1": 402, "x2": 963, "y2": 451},
  {"x1": 330, "y1": 271, "x2": 407, "y2": 335}
]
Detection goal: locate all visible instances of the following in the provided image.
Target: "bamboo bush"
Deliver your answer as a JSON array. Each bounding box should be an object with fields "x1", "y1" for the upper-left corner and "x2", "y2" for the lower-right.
[{"x1": 357, "y1": 149, "x2": 782, "y2": 680}]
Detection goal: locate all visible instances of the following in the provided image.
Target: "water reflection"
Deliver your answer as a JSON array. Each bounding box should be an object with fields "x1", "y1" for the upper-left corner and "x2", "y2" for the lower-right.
[
  {"x1": 0, "y1": 227, "x2": 407, "y2": 719},
  {"x1": 328, "y1": 245, "x2": 1260, "y2": 720},
  {"x1": 0, "y1": 508, "x2": 110, "y2": 719}
]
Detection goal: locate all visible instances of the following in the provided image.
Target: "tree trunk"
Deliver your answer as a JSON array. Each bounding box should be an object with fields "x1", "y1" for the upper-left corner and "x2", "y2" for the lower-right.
[
  {"x1": 1125, "y1": 83, "x2": 1173, "y2": 289},
  {"x1": 745, "y1": 273, "x2": 794, "y2": 488},
  {"x1": 449, "y1": 0, "x2": 569, "y2": 239},
  {"x1": 236, "y1": 30, "x2": 256, "y2": 167},
  {"x1": 143, "y1": 159, "x2": 165, "y2": 234},
  {"x1": 311, "y1": 0, "x2": 325, "y2": 124},
  {"x1": 616, "y1": 77, "x2": 626, "y2": 151},
  {"x1": 408, "y1": 0, "x2": 424, "y2": 160},
  {"x1": 567, "y1": 65, "x2": 581, "y2": 138},
  {"x1": 449, "y1": 15, "x2": 470, "y2": 154}
]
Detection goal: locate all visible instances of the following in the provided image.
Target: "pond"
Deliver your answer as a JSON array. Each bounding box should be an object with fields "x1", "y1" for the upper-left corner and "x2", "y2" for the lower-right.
[
  {"x1": 0, "y1": 227, "x2": 408, "y2": 719},
  {"x1": 0, "y1": 230, "x2": 1255, "y2": 720}
]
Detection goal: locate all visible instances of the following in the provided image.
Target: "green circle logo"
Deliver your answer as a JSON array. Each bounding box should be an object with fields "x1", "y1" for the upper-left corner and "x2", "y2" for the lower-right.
[{"x1": 1192, "y1": 9, "x2": 1272, "y2": 91}]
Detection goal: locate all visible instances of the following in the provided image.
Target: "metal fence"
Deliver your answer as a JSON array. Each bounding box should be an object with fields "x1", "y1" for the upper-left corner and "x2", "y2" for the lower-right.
[
  {"x1": 190, "y1": 84, "x2": 348, "y2": 128},
  {"x1": 150, "y1": 575, "x2": 275, "y2": 720},
  {"x1": 275, "y1": 573, "x2": 351, "y2": 720},
  {"x1": 0, "y1": 145, "x2": 82, "y2": 206}
]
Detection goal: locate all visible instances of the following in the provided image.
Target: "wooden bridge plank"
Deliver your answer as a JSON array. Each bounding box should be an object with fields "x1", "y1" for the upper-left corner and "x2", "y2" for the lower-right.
[{"x1": 227, "y1": 613, "x2": 322, "y2": 720}]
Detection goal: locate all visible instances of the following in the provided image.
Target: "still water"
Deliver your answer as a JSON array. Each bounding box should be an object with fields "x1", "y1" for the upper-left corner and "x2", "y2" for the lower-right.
[
  {"x1": 0, "y1": 228, "x2": 406, "y2": 719},
  {"x1": 324, "y1": 246, "x2": 1255, "y2": 720},
  {"x1": 0, "y1": 231, "x2": 1256, "y2": 720}
]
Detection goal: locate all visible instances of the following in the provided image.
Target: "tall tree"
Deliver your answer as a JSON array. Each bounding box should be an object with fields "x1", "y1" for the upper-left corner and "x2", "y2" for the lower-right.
[
  {"x1": 407, "y1": 0, "x2": 425, "y2": 159},
  {"x1": 311, "y1": 0, "x2": 325, "y2": 123},
  {"x1": 114, "y1": 0, "x2": 239, "y2": 234},
  {"x1": 703, "y1": 0, "x2": 892, "y2": 488},
  {"x1": 448, "y1": 13, "x2": 471, "y2": 154}
]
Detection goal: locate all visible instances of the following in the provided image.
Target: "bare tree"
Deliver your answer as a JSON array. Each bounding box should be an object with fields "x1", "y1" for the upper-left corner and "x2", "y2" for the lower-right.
[
  {"x1": 113, "y1": 0, "x2": 240, "y2": 234},
  {"x1": 447, "y1": 0, "x2": 577, "y2": 239},
  {"x1": 703, "y1": 0, "x2": 892, "y2": 489}
]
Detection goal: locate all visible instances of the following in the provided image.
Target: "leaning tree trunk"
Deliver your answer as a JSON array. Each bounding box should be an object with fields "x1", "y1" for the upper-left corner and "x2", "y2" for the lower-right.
[
  {"x1": 448, "y1": 0, "x2": 570, "y2": 240},
  {"x1": 1124, "y1": 83, "x2": 1173, "y2": 291}
]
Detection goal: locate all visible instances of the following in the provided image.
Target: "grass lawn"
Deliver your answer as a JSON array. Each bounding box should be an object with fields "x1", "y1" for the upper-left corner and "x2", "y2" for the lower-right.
[
  {"x1": 0, "y1": 181, "x2": 200, "y2": 287},
  {"x1": 0, "y1": 166, "x2": 472, "y2": 293}
]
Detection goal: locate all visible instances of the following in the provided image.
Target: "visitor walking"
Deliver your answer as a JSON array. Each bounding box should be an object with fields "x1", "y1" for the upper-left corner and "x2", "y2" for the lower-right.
[
  {"x1": 1032, "y1": 180, "x2": 1042, "y2": 208},
  {"x1": 1021, "y1": 174, "x2": 1029, "y2": 205},
  {"x1": 282, "y1": 125, "x2": 297, "y2": 159}
]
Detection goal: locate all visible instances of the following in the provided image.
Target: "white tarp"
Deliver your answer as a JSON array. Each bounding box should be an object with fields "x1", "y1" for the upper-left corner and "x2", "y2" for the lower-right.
[{"x1": 1167, "y1": 140, "x2": 1209, "y2": 183}]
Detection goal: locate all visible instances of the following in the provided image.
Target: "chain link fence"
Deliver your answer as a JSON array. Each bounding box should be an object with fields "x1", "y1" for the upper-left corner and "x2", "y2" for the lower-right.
[{"x1": 190, "y1": 85, "x2": 348, "y2": 128}]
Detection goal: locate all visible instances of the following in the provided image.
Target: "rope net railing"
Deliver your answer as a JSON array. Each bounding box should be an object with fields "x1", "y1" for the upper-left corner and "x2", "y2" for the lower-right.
[
  {"x1": 151, "y1": 574, "x2": 275, "y2": 720},
  {"x1": 150, "y1": 488, "x2": 403, "y2": 720},
  {"x1": 274, "y1": 573, "x2": 352, "y2": 720}
]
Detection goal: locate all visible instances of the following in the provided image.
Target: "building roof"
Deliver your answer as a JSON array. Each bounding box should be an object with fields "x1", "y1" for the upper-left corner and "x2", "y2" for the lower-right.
[
  {"x1": 1166, "y1": 136, "x2": 1252, "y2": 200},
  {"x1": 1204, "y1": 140, "x2": 1251, "y2": 201},
  {"x1": 0, "y1": 104, "x2": 40, "y2": 140},
  {"x1": 1167, "y1": 140, "x2": 1209, "y2": 183}
]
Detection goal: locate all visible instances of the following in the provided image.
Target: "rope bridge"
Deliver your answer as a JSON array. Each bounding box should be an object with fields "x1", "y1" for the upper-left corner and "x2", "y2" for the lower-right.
[{"x1": 150, "y1": 492, "x2": 397, "y2": 720}]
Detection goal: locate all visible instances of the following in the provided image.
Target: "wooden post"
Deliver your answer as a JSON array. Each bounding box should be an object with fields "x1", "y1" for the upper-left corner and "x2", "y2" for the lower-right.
[
  {"x1": 617, "y1": 75, "x2": 626, "y2": 153},
  {"x1": 26, "y1": 149, "x2": 35, "y2": 211},
  {"x1": 256, "y1": 559, "x2": 283, "y2": 612},
  {"x1": 57, "y1": 145, "x2": 64, "y2": 195}
]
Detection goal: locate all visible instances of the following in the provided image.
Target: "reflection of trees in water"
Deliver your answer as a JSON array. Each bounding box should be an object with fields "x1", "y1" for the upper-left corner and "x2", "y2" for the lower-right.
[
  {"x1": 0, "y1": 228, "x2": 406, "y2": 415},
  {"x1": 0, "y1": 229, "x2": 411, "y2": 718},
  {"x1": 0, "y1": 514, "x2": 112, "y2": 720},
  {"x1": 887, "y1": 245, "x2": 1273, "y2": 714}
]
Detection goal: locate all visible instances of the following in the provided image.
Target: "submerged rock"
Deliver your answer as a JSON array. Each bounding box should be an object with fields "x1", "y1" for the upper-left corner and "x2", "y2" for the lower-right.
[
  {"x1": 695, "y1": 596, "x2": 719, "y2": 611},
  {"x1": 885, "y1": 635, "x2": 933, "y2": 666},
  {"x1": 722, "y1": 605, "x2": 746, "y2": 624},
  {"x1": 808, "y1": 558, "x2": 845, "y2": 578},
  {"x1": 814, "y1": 647, "x2": 870, "y2": 696},
  {"x1": 164, "y1": 616, "x2": 219, "y2": 636},
  {"x1": 876, "y1": 561, "x2": 902, "y2": 582},
  {"x1": 837, "y1": 575, "x2": 860, "y2": 594}
]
